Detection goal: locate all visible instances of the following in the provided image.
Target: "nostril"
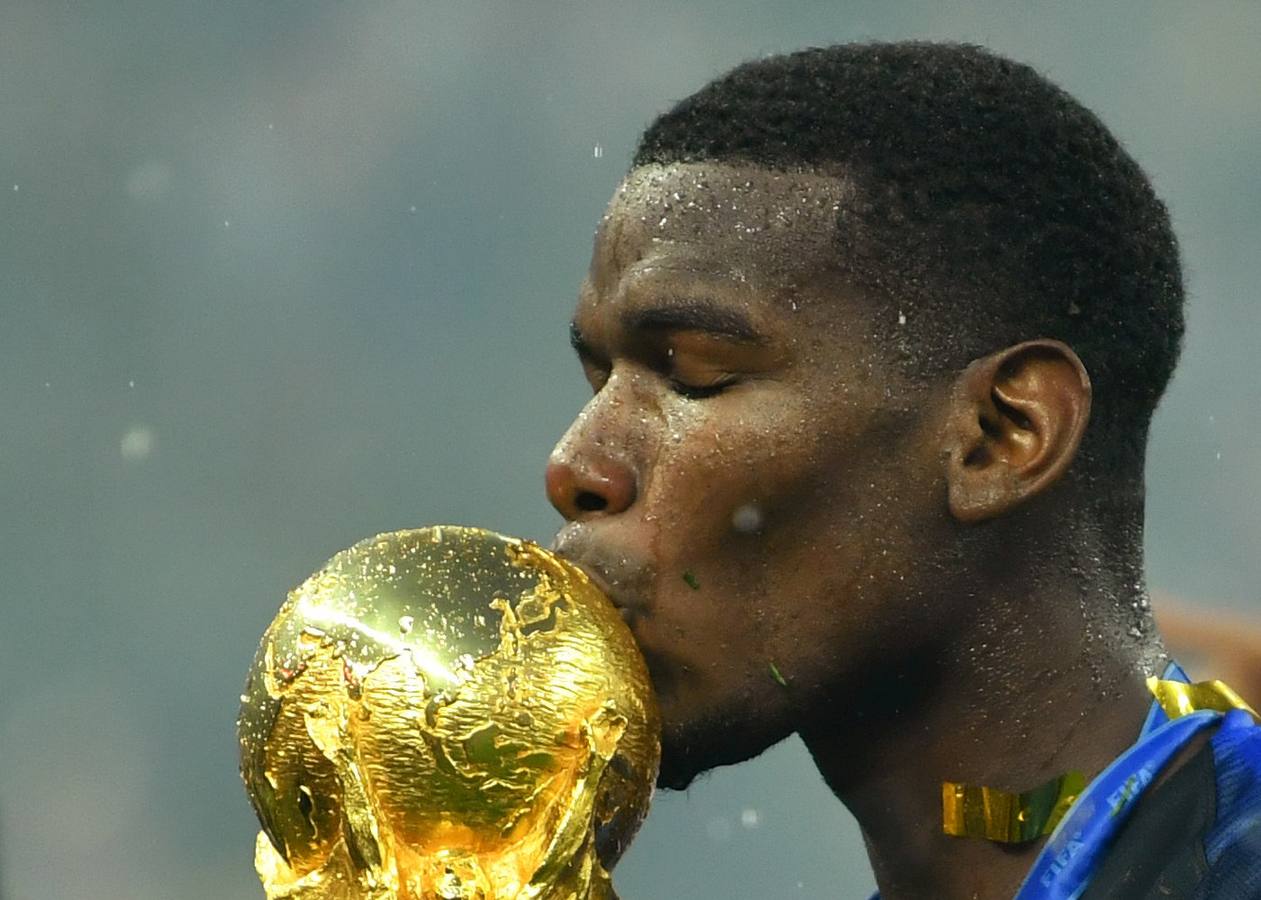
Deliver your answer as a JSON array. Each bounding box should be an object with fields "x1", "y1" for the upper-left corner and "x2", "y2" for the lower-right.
[
  {"x1": 545, "y1": 458, "x2": 635, "y2": 519},
  {"x1": 574, "y1": 491, "x2": 607, "y2": 513}
]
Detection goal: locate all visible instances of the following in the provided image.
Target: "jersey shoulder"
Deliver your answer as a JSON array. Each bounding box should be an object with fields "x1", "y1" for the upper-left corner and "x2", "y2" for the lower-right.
[{"x1": 1198, "y1": 709, "x2": 1261, "y2": 898}]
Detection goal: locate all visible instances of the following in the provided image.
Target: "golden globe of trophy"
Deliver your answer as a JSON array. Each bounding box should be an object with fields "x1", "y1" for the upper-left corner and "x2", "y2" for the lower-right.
[{"x1": 237, "y1": 526, "x2": 661, "y2": 899}]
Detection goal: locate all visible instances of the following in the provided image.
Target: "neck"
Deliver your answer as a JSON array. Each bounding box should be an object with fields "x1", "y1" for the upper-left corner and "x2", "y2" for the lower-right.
[{"x1": 802, "y1": 551, "x2": 1166, "y2": 899}]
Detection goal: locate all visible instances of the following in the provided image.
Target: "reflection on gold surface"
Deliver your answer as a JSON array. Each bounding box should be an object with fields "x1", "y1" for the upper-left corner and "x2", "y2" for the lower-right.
[
  {"x1": 941, "y1": 771, "x2": 1085, "y2": 843},
  {"x1": 238, "y1": 527, "x2": 660, "y2": 899},
  {"x1": 1145, "y1": 676, "x2": 1258, "y2": 722}
]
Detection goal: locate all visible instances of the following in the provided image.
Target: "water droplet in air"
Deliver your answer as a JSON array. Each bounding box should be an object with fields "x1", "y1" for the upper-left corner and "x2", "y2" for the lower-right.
[
  {"x1": 120, "y1": 425, "x2": 155, "y2": 462},
  {"x1": 732, "y1": 503, "x2": 763, "y2": 534},
  {"x1": 593, "y1": 143, "x2": 604, "y2": 159},
  {"x1": 740, "y1": 808, "x2": 761, "y2": 828},
  {"x1": 399, "y1": 615, "x2": 415, "y2": 634}
]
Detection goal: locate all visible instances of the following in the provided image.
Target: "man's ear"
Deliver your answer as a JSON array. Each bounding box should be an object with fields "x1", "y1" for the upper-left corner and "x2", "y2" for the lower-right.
[{"x1": 944, "y1": 339, "x2": 1091, "y2": 523}]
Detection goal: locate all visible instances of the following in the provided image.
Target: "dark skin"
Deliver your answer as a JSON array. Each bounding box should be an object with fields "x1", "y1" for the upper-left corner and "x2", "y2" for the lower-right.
[{"x1": 545, "y1": 163, "x2": 1170, "y2": 899}]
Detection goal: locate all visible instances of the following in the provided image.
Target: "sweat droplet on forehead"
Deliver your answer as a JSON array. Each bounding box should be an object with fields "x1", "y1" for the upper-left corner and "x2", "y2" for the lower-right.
[
  {"x1": 614, "y1": 163, "x2": 852, "y2": 227},
  {"x1": 591, "y1": 163, "x2": 859, "y2": 307}
]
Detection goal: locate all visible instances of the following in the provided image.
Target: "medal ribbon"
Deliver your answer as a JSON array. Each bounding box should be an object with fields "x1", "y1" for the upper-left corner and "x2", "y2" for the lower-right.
[
  {"x1": 872, "y1": 664, "x2": 1255, "y2": 900},
  {"x1": 1009, "y1": 662, "x2": 1257, "y2": 900}
]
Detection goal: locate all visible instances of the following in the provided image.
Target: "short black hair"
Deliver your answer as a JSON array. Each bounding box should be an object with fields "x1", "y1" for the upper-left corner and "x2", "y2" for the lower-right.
[{"x1": 634, "y1": 42, "x2": 1184, "y2": 473}]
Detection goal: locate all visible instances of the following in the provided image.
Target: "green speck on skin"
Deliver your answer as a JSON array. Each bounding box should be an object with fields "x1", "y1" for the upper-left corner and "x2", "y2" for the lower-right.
[
  {"x1": 768, "y1": 661, "x2": 788, "y2": 687},
  {"x1": 682, "y1": 571, "x2": 700, "y2": 590}
]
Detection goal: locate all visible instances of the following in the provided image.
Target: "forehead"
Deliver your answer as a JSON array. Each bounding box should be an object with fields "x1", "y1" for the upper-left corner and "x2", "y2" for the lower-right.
[{"x1": 588, "y1": 162, "x2": 853, "y2": 303}]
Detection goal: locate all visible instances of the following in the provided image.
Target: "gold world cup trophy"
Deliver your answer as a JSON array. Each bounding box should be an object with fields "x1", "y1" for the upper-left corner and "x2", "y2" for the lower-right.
[{"x1": 237, "y1": 526, "x2": 661, "y2": 899}]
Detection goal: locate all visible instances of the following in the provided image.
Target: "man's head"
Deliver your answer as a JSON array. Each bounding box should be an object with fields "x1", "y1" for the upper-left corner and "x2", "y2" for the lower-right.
[{"x1": 545, "y1": 42, "x2": 1185, "y2": 789}]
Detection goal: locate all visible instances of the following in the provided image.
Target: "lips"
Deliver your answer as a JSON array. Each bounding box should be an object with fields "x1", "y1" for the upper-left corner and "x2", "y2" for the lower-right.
[
  {"x1": 550, "y1": 524, "x2": 681, "y2": 698},
  {"x1": 549, "y1": 523, "x2": 652, "y2": 622}
]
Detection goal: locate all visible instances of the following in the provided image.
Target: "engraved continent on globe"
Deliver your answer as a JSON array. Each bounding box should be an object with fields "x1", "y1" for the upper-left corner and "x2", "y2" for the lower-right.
[{"x1": 237, "y1": 526, "x2": 661, "y2": 899}]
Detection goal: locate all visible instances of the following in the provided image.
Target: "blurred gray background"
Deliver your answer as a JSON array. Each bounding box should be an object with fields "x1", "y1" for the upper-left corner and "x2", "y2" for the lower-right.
[{"x1": 2, "y1": 1, "x2": 1258, "y2": 897}]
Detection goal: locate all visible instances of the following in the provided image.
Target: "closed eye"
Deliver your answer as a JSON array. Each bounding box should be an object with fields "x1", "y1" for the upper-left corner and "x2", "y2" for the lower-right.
[{"x1": 668, "y1": 375, "x2": 736, "y2": 400}]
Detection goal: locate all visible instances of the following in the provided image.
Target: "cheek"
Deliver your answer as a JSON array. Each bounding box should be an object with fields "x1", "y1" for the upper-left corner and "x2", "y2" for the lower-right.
[
  {"x1": 645, "y1": 394, "x2": 827, "y2": 533},
  {"x1": 666, "y1": 406, "x2": 922, "y2": 637},
  {"x1": 638, "y1": 395, "x2": 849, "y2": 644}
]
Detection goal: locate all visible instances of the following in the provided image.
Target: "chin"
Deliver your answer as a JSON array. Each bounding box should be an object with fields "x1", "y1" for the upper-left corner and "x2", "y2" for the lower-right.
[
  {"x1": 655, "y1": 734, "x2": 717, "y2": 791},
  {"x1": 656, "y1": 761, "x2": 704, "y2": 792},
  {"x1": 654, "y1": 705, "x2": 791, "y2": 792}
]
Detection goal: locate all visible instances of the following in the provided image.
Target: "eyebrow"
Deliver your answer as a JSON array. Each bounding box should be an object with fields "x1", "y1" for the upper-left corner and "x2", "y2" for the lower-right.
[
  {"x1": 624, "y1": 299, "x2": 765, "y2": 344},
  {"x1": 569, "y1": 298, "x2": 767, "y2": 360}
]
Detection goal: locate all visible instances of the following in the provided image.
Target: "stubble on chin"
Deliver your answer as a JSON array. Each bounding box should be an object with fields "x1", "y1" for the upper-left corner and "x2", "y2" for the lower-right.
[{"x1": 654, "y1": 698, "x2": 795, "y2": 792}]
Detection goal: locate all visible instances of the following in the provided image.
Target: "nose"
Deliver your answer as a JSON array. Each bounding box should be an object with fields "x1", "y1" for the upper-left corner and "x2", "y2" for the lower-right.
[{"x1": 545, "y1": 454, "x2": 637, "y2": 521}]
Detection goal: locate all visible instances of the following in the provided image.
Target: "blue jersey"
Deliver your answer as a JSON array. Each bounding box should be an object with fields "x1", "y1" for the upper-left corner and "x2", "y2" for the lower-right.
[{"x1": 1189, "y1": 704, "x2": 1261, "y2": 897}]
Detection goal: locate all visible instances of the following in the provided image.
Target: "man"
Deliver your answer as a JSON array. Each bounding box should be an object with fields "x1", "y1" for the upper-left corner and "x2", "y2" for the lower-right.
[{"x1": 544, "y1": 43, "x2": 1261, "y2": 898}]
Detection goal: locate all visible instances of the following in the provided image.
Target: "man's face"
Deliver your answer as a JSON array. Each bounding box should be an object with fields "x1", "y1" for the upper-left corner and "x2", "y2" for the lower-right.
[{"x1": 547, "y1": 163, "x2": 950, "y2": 788}]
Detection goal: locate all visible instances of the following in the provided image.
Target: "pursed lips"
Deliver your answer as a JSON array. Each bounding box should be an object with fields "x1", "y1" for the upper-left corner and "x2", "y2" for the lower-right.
[
  {"x1": 549, "y1": 524, "x2": 652, "y2": 624},
  {"x1": 550, "y1": 524, "x2": 677, "y2": 695}
]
